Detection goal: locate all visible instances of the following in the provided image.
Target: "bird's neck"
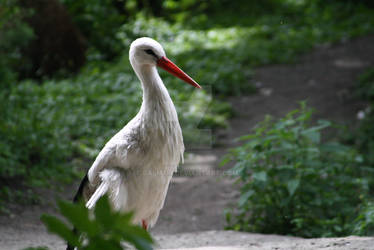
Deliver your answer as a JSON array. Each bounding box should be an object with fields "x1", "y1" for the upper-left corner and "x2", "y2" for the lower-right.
[
  {"x1": 133, "y1": 64, "x2": 185, "y2": 165},
  {"x1": 134, "y1": 65, "x2": 178, "y2": 123}
]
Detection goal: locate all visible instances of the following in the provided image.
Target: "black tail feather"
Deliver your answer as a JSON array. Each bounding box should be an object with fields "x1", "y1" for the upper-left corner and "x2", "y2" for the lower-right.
[{"x1": 73, "y1": 173, "x2": 88, "y2": 203}]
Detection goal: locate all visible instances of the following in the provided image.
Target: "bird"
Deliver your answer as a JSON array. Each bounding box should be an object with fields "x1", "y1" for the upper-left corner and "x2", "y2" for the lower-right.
[{"x1": 67, "y1": 37, "x2": 201, "y2": 249}]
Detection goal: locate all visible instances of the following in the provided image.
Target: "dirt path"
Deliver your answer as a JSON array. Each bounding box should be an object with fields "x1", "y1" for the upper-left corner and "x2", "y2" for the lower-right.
[{"x1": 1, "y1": 35, "x2": 374, "y2": 249}]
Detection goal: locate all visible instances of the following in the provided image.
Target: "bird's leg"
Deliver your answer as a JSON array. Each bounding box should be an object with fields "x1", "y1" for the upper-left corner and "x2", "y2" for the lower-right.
[{"x1": 142, "y1": 219, "x2": 148, "y2": 230}]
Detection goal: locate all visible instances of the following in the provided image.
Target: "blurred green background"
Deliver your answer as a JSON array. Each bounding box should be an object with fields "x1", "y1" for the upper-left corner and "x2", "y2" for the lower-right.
[{"x1": 1, "y1": 0, "x2": 374, "y2": 238}]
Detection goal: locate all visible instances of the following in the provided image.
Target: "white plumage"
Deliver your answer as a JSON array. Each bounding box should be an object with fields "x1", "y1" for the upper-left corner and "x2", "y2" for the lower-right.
[{"x1": 78, "y1": 37, "x2": 200, "y2": 229}]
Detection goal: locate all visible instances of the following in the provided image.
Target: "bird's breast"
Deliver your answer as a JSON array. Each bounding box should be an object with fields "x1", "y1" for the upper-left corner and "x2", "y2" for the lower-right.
[{"x1": 121, "y1": 117, "x2": 183, "y2": 219}]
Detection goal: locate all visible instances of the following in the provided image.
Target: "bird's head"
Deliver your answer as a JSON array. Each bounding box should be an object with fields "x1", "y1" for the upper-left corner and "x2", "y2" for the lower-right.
[
  {"x1": 129, "y1": 37, "x2": 201, "y2": 88},
  {"x1": 130, "y1": 37, "x2": 165, "y2": 66}
]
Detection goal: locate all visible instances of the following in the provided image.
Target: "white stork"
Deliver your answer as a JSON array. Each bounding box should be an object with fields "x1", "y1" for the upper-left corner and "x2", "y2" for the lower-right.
[{"x1": 67, "y1": 37, "x2": 201, "y2": 249}]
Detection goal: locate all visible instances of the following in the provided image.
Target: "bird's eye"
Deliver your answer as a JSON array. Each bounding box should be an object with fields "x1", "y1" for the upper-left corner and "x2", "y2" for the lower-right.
[{"x1": 144, "y1": 49, "x2": 157, "y2": 57}]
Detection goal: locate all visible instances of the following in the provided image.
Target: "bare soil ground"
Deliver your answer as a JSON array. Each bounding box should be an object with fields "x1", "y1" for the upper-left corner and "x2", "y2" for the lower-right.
[{"x1": 1, "y1": 34, "x2": 374, "y2": 250}]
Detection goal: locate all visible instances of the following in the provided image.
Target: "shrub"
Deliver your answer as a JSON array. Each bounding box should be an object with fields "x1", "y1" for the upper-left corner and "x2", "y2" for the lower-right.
[
  {"x1": 223, "y1": 103, "x2": 372, "y2": 237},
  {"x1": 353, "y1": 201, "x2": 374, "y2": 236},
  {"x1": 0, "y1": 0, "x2": 34, "y2": 85},
  {"x1": 60, "y1": 0, "x2": 125, "y2": 60},
  {"x1": 354, "y1": 68, "x2": 374, "y2": 165},
  {"x1": 25, "y1": 196, "x2": 153, "y2": 250}
]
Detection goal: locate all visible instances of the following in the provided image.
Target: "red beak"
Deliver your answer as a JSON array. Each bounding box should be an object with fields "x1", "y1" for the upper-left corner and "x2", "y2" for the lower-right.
[{"x1": 157, "y1": 56, "x2": 201, "y2": 89}]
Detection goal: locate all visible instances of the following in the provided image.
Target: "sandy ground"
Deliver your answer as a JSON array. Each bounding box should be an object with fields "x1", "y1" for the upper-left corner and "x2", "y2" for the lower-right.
[
  {"x1": 1, "y1": 34, "x2": 374, "y2": 249},
  {"x1": 1, "y1": 229, "x2": 374, "y2": 250}
]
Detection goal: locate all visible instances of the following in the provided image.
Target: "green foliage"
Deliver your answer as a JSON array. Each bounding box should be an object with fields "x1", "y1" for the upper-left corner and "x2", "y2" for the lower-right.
[
  {"x1": 60, "y1": 0, "x2": 125, "y2": 60},
  {"x1": 186, "y1": 0, "x2": 374, "y2": 32},
  {"x1": 223, "y1": 104, "x2": 372, "y2": 237},
  {"x1": 350, "y1": 68, "x2": 374, "y2": 213},
  {"x1": 28, "y1": 196, "x2": 153, "y2": 250},
  {"x1": 353, "y1": 201, "x2": 374, "y2": 236},
  {"x1": 0, "y1": 80, "x2": 81, "y2": 189},
  {"x1": 357, "y1": 68, "x2": 374, "y2": 101},
  {"x1": 162, "y1": 0, "x2": 213, "y2": 24},
  {"x1": 0, "y1": 0, "x2": 34, "y2": 85},
  {"x1": 117, "y1": 0, "x2": 374, "y2": 95},
  {"x1": 354, "y1": 68, "x2": 374, "y2": 165}
]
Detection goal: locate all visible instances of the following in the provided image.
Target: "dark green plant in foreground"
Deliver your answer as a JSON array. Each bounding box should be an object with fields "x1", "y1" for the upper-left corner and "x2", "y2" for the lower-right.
[
  {"x1": 27, "y1": 196, "x2": 153, "y2": 250},
  {"x1": 223, "y1": 103, "x2": 373, "y2": 237}
]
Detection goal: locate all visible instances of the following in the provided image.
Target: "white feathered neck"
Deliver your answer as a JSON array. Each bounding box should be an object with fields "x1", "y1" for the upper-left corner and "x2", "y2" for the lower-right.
[{"x1": 133, "y1": 63, "x2": 184, "y2": 165}]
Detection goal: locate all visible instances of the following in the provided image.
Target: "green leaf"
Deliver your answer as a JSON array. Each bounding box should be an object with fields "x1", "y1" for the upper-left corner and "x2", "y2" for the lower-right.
[
  {"x1": 87, "y1": 237, "x2": 123, "y2": 250},
  {"x1": 238, "y1": 190, "x2": 254, "y2": 207},
  {"x1": 121, "y1": 228, "x2": 154, "y2": 250},
  {"x1": 58, "y1": 200, "x2": 97, "y2": 237},
  {"x1": 303, "y1": 130, "x2": 320, "y2": 144},
  {"x1": 219, "y1": 155, "x2": 232, "y2": 167},
  {"x1": 40, "y1": 214, "x2": 80, "y2": 247},
  {"x1": 253, "y1": 171, "x2": 267, "y2": 182},
  {"x1": 301, "y1": 120, "x2": 331, "y2": 143},
  {"x1": 287, "y1": 179, "x2": 300, "y2": 197},
  {"x1": 94, "y1": 195, "x2": 117, "y2": 230}
]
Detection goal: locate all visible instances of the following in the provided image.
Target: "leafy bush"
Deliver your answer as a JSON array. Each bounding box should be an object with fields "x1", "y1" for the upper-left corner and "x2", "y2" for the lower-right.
[
  {"x1": 353, "y1": 201, "x2": 374, "y2": 236},
  {"x1": 0, "y1": 0, "x2": 34, "y2": 85},
  {"x1": 223, "y1": 104, "x2": 372, "y2": 237},
  {"x1": 60, "y1": 0, "x2": 125, "y2": 60},
  {"x1": 26, "y1": 196, "x2": 153, "y2": 250},
  {"x1": 354, "y1": 68, "x2": 374, "y2": 165},
  {"x1": 356, "y1": 68, "x2": 374, "y2": 101}
]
